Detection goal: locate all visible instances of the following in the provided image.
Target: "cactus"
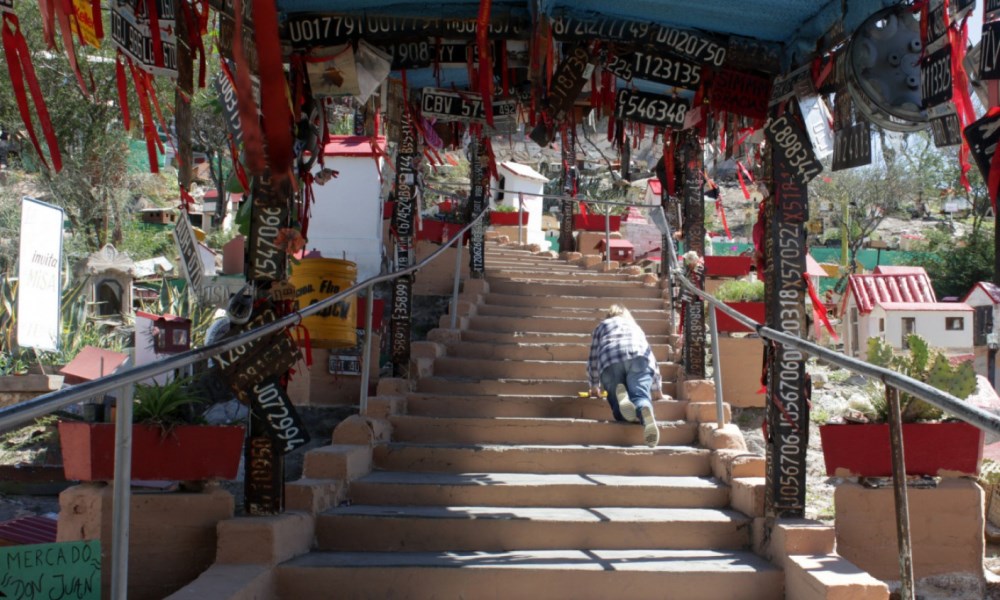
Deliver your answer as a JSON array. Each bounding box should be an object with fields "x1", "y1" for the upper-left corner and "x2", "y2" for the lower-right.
[{"x1": 866, "y1": 334, "x2": 977, "y2": 423}]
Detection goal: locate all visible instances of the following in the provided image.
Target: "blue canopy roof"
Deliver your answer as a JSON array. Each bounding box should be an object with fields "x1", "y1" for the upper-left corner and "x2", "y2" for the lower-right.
[{"x1": 278, "y1": 0, "x2": 898, "y2": 67}]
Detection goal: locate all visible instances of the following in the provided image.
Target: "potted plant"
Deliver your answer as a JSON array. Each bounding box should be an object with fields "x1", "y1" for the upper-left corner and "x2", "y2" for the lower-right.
[
  {"x1": 713, "y1": 279, "x2": 765, "y2": 333},
  {"x1": 59, "y1": 375, "x2": 245, "y2": 481},
  {"x1": 818, "y1": 335, "x2": 984, "y2": 478},
  {"x1": 489, "y1": 205, "x2": 529, "y2": 226}
]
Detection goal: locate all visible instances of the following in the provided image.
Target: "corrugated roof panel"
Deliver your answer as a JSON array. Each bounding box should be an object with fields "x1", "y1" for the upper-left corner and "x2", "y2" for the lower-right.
[{"x1": 847, "y1": 272, "x2": 940, "y2": 315}]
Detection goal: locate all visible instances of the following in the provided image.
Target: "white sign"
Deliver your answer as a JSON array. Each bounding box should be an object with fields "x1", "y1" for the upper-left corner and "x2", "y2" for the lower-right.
[
  {"x1": 173, "y1": 212, "x2": 205, "y2": 296},
  {"x1": 17, "y1": 198, "x2": 64, "y2": 351}
]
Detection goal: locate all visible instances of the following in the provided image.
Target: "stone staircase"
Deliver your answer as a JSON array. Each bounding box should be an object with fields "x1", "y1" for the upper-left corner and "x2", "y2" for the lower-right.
[
  {"x1": 173, "y1": 242, "x2": 889, "y2": 599},
  {"x1": 275, "y1": 243, "x2": 782, "y2": 599}
]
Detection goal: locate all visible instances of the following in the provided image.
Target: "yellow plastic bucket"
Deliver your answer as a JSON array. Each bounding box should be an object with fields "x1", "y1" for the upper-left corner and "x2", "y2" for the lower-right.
[{"x1": 290, "y1": 258, "x2": 357, "y2": 349}]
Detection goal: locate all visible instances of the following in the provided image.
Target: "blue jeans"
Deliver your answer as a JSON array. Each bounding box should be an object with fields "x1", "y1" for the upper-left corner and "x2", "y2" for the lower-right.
[{"x1": 600, "y1": 356, "x2": 654, "y2": 424}]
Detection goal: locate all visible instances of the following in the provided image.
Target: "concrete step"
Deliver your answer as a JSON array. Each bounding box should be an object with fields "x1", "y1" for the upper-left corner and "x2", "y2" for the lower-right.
[
  {"x1": 387, "y1": 415, "x2": 697, "y2": 446},
  {"x1": 487, "y1": 279, "x2": 663, "y2": 298},
  {"x1": 373, "y1": 443, "x2": 712, "y2": 476},
  {"x1": 349, "y1": 472, "x2": 729, "y2": 508},
  {"x1": 476, "y1": 303, "x2": 670, "y2": 321},
  {"x1": 415, "y1": 377, "x2": 678, "y2": 399},
  {"x1": 466, "y1": 315, "x2": 672, "y2": 335},
  {"x1": 314, "y1": 505, "x2": 752, "y2": 552},
  {"x1": 403, "y1": 394, "x2": 687, "y2": 420},
  {"x1": 483, "y1": 292, "x2": 666, "y2": 311},
  {"x1": 487, "y1": 269, "x2": 641, "y2": 282},
  {"x1": 455, "y1": 329, "x2": 679, "y2": 347},
  {"x1": 442, "y1": 340, "x2": 677, "y2": 362},
  {"x1": 431, "y1": 357, "x2": 681, "y2": 382},
  {"x1": 278, "y1": 549, "x2": 783, "y2": 600},
  {"x1": 485, "y1": 261, "x2": 587, "y2": 272}
]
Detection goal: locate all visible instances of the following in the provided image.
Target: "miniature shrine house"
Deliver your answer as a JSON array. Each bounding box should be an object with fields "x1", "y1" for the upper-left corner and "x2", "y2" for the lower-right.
[
  {"x1": 308, "y1": 135, "x2": 387, "y2": 280},
  {"x1": 493, "y1": 161, "x2": 549, "y2": 249},
  {"x1": 842, "y1": 267, "x2": 973, "y2": 359}
]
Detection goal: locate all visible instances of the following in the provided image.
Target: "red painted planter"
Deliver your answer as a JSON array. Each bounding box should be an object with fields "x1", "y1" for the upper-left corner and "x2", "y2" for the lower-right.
[
  {"x1": 573, "y1": 214, "x2": 621, "y2": 231},
  {"x1": 383, "y1": 201, "x2": 394, "y2": 219},
  {"x1": 705, "y1": 256, "x2": 753, "y2": 278},
  {"x1": 490, "y1": 211, "x2": 529, "y2": 226},
  {"x1": 818, "y1": 421, "x2": 984, "y2": 478},
  {"x1": 59, "y1": 422, "x2": 246, "y2": 481},
  {"x1": 415, "y1": 219, "x2": 469, "y2": 244},
  {"x1": 716, "y1": 302, "x2": 765, "y2": 333}
]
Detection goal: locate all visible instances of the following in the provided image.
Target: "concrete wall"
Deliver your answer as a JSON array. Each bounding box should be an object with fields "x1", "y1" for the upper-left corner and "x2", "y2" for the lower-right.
[
  {"x1": 718, "y1": 337, "x2": 765, "y2": 408},
  {"x1": 834, "y1": 479, "x2": 984, "y2": 580},
  {"x1": 309, "y1": 156, "x2": 383, "y2": 281},
  {"x1": 495, "y1": 175, "x2": 546, "y2": 247},
  {"x1": 870, "y1": 306, "x2": 973, "y2": 353},
  {"x1": 58, "y1": 483, "x2": 234, "y2": 600}
]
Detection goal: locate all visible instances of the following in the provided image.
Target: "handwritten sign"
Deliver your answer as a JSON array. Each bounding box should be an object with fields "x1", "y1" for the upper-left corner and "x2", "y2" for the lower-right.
[
  {"x1": 249, "y1": 377, "x2": 309, "y2": 453},
  {"x1": 17, "y1": 198, "x2": 63, "y2": 351},
  {"x1": 765, "y1": 115, "x2": 823, "y2": 185},
  {"x1": 248, "y1": 174, "x2": 290, "y2": 282},
  {"x1": 173, "y1": 212, "x2": 205, "y2": 295},
  {"x1": 765, "y1": 148, "x2": 810, "y2": 518},
  {"x1": 0, "y1": 540, "x2": 100, "y2": 600},
  {"x1": 614, "y1": 89, "x2": 689, "y2": 129},
  {"x1": 710, "y1": 68, "x2": 771, "y2": 120},
  {"x1": 921, "y1": 44, "x2": 952, "y2": 108}
]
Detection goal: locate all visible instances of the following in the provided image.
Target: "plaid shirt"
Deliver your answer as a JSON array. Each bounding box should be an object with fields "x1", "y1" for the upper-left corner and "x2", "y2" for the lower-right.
[{"x1": 587, "y1": 316, "x2": 662, "y2": 390}]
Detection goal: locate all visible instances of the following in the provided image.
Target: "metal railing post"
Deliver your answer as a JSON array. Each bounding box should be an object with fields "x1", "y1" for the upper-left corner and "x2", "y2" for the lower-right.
[
  {"x1": 886, "y1": 384, "x2": 915, "y2": 600},
  {"x1": 111, "y1": 379, "x2": 134, "y2": 600},
  {"x1": 359, "y1": 283, "x2": 375, "y2": 415},
  {"x1": 708, "y1": 304, "x2": 725, "y2": 428},
  {"x1": 604, "y1": 212, "x2": 611, "y2": 269},
  {"x1": 517, "y1": 192, "x2": 524, "y2": 246},
  {"x1": 450, "y1": 234, "x2": 463, "y2": 330}
]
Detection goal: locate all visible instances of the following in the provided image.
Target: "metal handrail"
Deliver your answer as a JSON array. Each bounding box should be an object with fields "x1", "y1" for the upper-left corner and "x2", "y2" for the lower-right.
[
  {"x1": 0, "y1": 209, "x2": 489, "y2": 434},
  {"x1": 649, "y1": 205, "x2": 1000, "y2": 436}
]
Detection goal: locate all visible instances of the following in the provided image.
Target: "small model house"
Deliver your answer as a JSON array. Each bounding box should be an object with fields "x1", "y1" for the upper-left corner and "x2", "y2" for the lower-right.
[
  {"x1": 74, "y1": 245, "x2": 136, "y2": 319},
  {"x1": 962, "y1": 281, "x2": 1000, "y2": 387},
  {"x1": 842, "y1": 267, "x2": 973, "y2": 358},
  {"x1": 309, "y1": 135, "x2": 387, "y2": 281},
  {"x1": 494, "y1": 161, "x2": 549, "y2": 248}
]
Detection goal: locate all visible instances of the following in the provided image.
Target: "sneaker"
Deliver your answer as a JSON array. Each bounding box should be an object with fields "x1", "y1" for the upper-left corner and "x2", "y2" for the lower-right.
[
  {"x1": 640, "y1": 405, "x2": 659, "y2": 447},
  {"x1": 615, "y1": 384, "x2": 639, "y2": 423}
]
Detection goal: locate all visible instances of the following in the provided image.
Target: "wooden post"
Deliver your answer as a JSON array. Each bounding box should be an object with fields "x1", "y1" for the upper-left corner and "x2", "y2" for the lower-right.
[
  {"x1": 681, "y1": 133, "x2": 706, "y2": 379},
  {"x1": 390, "y1": 100, "x2": 418, "y2": 377},
  {"x1": 763, "y1": 133, "x2": 811, "y2": 518},
  {"x1": 558, "y1": 123, "x2": 577, "y2": 253},
  {"x1": 469, "y1": 137, "x2": 487, "y2": 278}
]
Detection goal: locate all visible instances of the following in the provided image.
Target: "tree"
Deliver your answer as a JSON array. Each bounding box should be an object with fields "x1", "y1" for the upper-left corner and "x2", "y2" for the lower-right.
[
  {"x1": 190, "y1": 77, "x2": 235, "y2": 225},
  {"x1": 0, "y1": 3, "x2": 175, "y2": 254},
  {"x1": 920, "y1": 228, "x2": 994, "y2": 298}
]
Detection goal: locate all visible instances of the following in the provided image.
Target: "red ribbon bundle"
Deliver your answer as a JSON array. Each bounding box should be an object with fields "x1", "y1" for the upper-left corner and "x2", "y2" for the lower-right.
[{"x1": 2, "y1": 13, "x2": 61, "y2": 172}]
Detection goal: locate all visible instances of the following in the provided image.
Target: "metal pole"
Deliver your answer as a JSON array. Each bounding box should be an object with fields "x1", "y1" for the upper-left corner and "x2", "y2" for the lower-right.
[
  {"x1": 604, "y1": 211, "x2": 611, "y2": 269},
  {"x1": 886, "y1": 384, "x2": 915, "y2": 600},
  {"x1": 359, "y1": 283, "x2": 375, "y2": 415},
  {"x1": 111, "y1": 379, "x2": 134, "y2": 600},
  {"x1": 450, "y1": 234, "x2": 463, "y2": 330},
  {"x1": 517, "y1": 192, "x2": 524, "y2": 246},
  {"x1": 709, "y1": 304, "x2": 725, "y2": 428}
]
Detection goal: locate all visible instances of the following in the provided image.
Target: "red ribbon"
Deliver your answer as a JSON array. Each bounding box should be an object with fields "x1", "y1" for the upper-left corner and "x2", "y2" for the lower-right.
[
  {"x1": 294, "y1": 325, "x2": 313, "y2": 367},
  {"x1": 805, "y1": 273, "x2": 839, "y2": 341},
  {"x1": 54, "y1": 0, "x2": 89, "y2": 96},
  {"x1": 179, "y1": 186, "x2": 196, "y2": 211},
  {"x1": 115, "y1": 51, "x2": 130, "y2": 132},
  {"x1": 476, "y1": 0, "x2": 494, "y2": 126},
  {"x1": 126, "y1": 56, "x2": 160, "y2": 173},
  {"x1": 663, "y1": 137, "x2": 675, "y2": 197},
  {"x1": 944, "y1": 0, "x2": 975, "y2": 193},
  {"x1": 231, "y1": 0, "x2": 265, "y2": 174},
  {"x1": 253, "y1": 0, "x2": 294, "y2": 181},
  {"x1": 2, "y1": 14, "x2": 61, "y2": 172},
  {"x1": 144, "y1": 0, "x2": 164, "y2": 68},
  {"x1": 716, "y1": 200, "x2": 731, "y2": 239}
]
